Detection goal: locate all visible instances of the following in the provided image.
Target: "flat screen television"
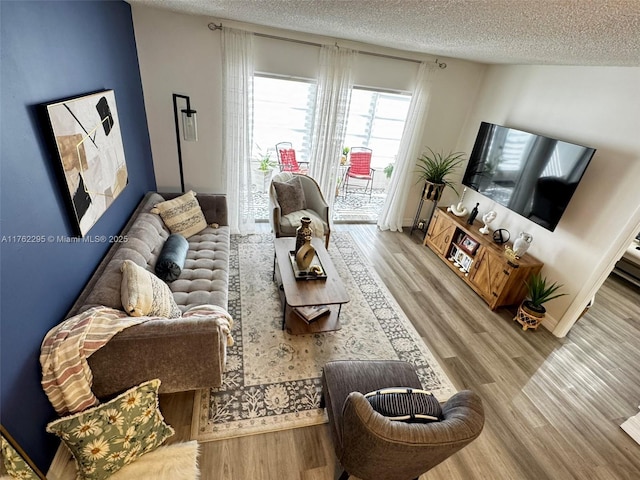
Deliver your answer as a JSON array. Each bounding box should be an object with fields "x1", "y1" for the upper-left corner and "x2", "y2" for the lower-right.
[{"x1": 462, "y1": 122, "x2": 596, "y2": 232}]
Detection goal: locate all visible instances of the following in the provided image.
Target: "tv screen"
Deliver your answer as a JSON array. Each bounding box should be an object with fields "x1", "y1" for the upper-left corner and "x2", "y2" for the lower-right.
[{"x1": 462, "y1": 122, "x2": 596, "y2": 232}]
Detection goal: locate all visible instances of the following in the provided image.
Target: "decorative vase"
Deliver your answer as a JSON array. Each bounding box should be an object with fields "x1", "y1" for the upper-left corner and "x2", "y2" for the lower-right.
[
  {"x1": 295, "y1": 217, "x2": 313, "y2": 253},
  {"x1": 467, "y1": 203, "x2": 479, "y2": 224},
  {"x1": 295, "y1": 237, "x2": 315, "y2": 270},
  {"x1": 513, "y1": 232, "x2": 533, "y2": 257}
]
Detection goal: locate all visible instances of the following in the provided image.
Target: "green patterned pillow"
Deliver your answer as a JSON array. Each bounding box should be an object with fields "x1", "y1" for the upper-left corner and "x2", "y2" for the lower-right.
[
  {"x1": 46, "y1": 379, "x2": 174, "y2": 480},
  {"x1": 1, "y1": 431, "x2": 41, "y2": 480}
]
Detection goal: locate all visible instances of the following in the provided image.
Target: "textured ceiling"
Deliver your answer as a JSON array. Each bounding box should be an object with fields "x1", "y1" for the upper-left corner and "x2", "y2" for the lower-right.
[{"x1": 127, "y1": 0, "x2": 640, "y2": 66}]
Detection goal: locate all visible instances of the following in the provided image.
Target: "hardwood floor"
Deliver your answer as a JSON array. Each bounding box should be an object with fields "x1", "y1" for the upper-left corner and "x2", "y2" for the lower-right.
[{"x1": 160, "y1": 224, "x2": 640, "y2": 480}]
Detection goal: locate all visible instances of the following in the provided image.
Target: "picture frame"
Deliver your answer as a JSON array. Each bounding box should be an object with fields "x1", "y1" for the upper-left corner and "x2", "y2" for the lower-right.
[
  {"x1": 42, "y1": 90, "x2": 128, "y2": 237},
  {"x1": 459, "y1": 234, "x2": 480, "y2": 255},
  {"x1": 1, "y1": 424, "x2": 46, "y2": 479},
  {"x1": 454, "y1": 248, "x2": 473, "y2": 272}
]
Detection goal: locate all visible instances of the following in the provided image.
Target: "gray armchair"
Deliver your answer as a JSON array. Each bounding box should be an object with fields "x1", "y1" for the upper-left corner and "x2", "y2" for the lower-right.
[
  {"x1": 269, "y1": 172, "x2": 331, "y2": 248},
  {"x1": 322, "y1": 360, "x2": 485, "y2": 480}
]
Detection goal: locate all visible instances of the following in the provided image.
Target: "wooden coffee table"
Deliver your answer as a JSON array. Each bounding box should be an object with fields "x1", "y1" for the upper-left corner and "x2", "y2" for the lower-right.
[{"x1": 273, "y1": 237, "x2": 350, "y2": 335}]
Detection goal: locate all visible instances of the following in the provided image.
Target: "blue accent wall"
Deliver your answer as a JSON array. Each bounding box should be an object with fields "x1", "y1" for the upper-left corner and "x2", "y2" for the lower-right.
[{"x1": 0, "y1": 1, "x2": 156, "y2": 471}]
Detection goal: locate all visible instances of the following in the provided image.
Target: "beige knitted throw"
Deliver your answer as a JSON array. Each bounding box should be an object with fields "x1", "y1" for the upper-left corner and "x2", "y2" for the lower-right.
[{"x1": 41, "y1": 305, "x2": 234, "y2": 415}]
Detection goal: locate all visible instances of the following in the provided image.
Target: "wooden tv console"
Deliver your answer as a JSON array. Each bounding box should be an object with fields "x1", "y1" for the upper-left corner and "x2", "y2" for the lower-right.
[{"x1": 424, "y1": 208, "x2": 543, "y2": 310}]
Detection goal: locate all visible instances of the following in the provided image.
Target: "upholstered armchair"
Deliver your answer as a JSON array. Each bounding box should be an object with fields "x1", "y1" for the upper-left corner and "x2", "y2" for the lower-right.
[
  {"x1": 269, "y1": 172, "x2": 331, "y2": 248},
  {"x1": 322, "y1": 360, "x2": 485, "y2": 480}
]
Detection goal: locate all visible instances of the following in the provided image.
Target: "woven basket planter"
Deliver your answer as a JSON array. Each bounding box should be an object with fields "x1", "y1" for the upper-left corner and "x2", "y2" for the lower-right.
[{"x1": 514, "y1": 302, "x2": 545, "y2": 331}]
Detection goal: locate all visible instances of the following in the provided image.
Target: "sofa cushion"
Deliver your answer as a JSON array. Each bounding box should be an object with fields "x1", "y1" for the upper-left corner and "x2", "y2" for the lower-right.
[
  {"x1": 169, "y1": 225, "x2": 230, "y2": 312},
  {"x1": 364, "y1": 387, "x2": 443, "y2": 423},
  {"x1": 151, "y1": 191, "x2": 207, "y2": 238},
  {"x1": 273, "y1": 176, "x2": 306, "y2": 216},
  {"x1": 155, "y1": 233, "x2": 189, "y2": 283},
  {"x1": 46, "y1": 379, "x2": 174, "y2": 480},
  {"x1": 121, "y1": 260, "x2": 181, "y2": 318}
]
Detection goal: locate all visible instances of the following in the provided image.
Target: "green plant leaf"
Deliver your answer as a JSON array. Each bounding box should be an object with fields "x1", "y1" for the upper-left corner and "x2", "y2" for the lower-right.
[
  {"x1": 415, "y1": 147, "x2": 466, "y2": 195},
  {"x1": 524, "y1": 272, "x2": 567, "y2": 307}
]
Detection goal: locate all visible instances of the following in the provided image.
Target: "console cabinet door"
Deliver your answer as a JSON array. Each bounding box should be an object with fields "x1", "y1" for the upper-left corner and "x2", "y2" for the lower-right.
[
  {"x1": 469, "y1": 248, "x2": 510, "y2": 306},
  {"x1": 425, "y1": 210, "x2": 456, "y2": 255}
]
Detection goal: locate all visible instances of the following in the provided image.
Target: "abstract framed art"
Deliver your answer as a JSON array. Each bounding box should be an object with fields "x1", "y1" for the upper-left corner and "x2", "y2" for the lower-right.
[{"x1": 42, "y1": 90, "x2": 128, "y2": 236}]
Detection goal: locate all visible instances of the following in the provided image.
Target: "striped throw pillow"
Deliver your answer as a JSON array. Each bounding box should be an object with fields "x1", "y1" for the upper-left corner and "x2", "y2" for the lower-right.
[
  {"x1": 364, "y1": 387, "x2": 442, "y2": 423},
  {"x1": 120, "y1": 260, "x2": 181, "y2": 318},
  {"x1": 151, "y1": 191, "x2": 207, "y2": 238}
]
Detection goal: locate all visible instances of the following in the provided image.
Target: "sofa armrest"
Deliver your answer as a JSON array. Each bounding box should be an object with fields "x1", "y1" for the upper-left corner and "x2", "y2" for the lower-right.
[
  {"x1": 87, "y1": 316, "x2": 226, "y2": 398},
  {"x1": 269, "y1": 186, "x2": 282, "y2": 237},
  {"x1": 196, "y1": 194, "x2": 228, "y2": 226}
]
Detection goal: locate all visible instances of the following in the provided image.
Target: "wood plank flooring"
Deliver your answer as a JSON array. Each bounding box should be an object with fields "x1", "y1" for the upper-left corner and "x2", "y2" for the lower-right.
[{"x1": 160, "y1": 224, "x2": 640, "y2": 480}]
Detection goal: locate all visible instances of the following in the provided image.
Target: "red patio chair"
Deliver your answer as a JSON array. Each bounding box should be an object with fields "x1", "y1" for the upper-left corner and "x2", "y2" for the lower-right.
[
  {"x1": 344, "y1": 147, "x2": 374, "y2": 199},
  {"x1": 276, "y1": 142, "x2": 308, "y2": 174}
]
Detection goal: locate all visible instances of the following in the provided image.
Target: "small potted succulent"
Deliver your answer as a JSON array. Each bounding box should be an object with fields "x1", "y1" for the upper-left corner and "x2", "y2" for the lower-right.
[
  {"x1": 415, "y1": 148, "x2": 466, "y2": 201},
  {"x1": 516, "y1": 272, "x2": 567, "y2": 330}
]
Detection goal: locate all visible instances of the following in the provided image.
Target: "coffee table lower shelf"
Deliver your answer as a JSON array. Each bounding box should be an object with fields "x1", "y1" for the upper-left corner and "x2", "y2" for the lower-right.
[
  {"x1": 282, "y1": 301, "x2": 342, "y2": 335},
  {"x1": 273, "y1": 237, "x2": 349, "y2": 335}
]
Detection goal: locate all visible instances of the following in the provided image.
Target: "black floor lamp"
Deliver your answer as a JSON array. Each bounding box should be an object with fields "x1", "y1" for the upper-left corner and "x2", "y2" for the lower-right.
[{"x1": 172, "y1": 93, "x2": 198, "y2": 193}]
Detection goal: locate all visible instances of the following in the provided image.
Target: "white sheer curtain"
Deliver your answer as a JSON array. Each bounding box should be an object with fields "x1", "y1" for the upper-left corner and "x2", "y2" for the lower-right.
[
  {"x1": 222, "y1": 28, "x2": 255, "y2": 234},
  {"x1": 308, "y1": 46, "x2": 356, "y2": 211},
  {"x1": 377, "y1": 62, "x2": 436, "y2": 232}
]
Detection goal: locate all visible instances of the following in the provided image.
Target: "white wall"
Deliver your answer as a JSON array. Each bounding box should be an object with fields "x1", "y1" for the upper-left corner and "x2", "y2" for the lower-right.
[
  {"x1": 132, "y1": 6, "x2": 224, "y2": 193},
  {"x1": 455, "y1": 65, "x2": 640, "y2": 335},
  {"x1": 131, "y1": 5, "x2": 485, "y2": 207}
]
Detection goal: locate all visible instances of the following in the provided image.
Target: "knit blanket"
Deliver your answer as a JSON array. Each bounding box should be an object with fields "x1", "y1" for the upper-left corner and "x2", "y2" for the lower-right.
[
  {"x1": 41, "y1": 305, "x2": 234, "y2": 416},
  {"x1": 41, "y1": 306, "x2": 148, "y2": 415},
  {"x1": 285, "y1": 209, "x2": 325, "y2": 239}
]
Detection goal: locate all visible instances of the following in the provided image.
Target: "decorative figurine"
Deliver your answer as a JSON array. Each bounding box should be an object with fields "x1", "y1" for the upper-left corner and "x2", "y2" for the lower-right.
[
  {"x1": 513, "y1": 232, "x2": 533, "y2": 257},
  {"x1": 479, "y1": 210, "x2": 496, "y2": 234},
  {"x1": 467, "y1": 203, "x2": 479, "y2": 224},
  {"x1": 493, "y1": 229, "x2": 510, "y2": 245},
  {"x1": 448, "y1": 187, "x2": 468, "y2": 217}
]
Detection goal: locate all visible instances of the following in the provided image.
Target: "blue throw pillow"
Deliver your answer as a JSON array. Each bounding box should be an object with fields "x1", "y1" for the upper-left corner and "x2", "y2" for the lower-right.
[{"x1": 155, "y1": 233, "x2": 189, "y2": 282}]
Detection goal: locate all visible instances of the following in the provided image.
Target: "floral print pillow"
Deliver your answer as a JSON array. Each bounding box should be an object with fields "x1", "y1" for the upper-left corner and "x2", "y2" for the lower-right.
[
  {"x1": 1, "y1": 432, "x2": 41, "y2": 479},
  {"x1": 46, "y1": 379, "x2": 174, "y2": 480}
]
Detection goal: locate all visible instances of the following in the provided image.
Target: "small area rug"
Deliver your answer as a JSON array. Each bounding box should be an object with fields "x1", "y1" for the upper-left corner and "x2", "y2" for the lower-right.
[
  {"x1": 53, "y1": 441, "x2": 200, "y2": 480},
  {"x1": 192, "y1": 232, "x2": 456, "y2": 442}
]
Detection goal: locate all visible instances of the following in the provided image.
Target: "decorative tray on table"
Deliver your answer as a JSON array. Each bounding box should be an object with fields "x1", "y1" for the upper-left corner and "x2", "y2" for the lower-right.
[{"x1": 288, "y1": 251, "x2": 327, "y2": 280}]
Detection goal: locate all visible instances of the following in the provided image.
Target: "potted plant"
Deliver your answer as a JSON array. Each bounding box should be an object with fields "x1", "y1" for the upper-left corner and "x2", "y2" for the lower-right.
[
  {"x1": 258, "y1": 154, "x2": 276, "y2": 173},
  {"x1": 254, "y1": 145, "x2": 277, "y2": 192},
  {"x1": 516, "y1": 272, "x2": 567, "y2": 330},
  {"x1": 340, "y1": 147, "x2": 350, "y2": 165},
  {"x1": 415, "y1": 148, "x2": 466, "y2": 201},
  {"x1": 383, "y1": 163, "x2": 394, "y2": 179}
]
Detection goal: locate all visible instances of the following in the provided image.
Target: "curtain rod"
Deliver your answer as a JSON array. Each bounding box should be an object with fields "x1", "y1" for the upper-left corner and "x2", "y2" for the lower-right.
[{"x1": 208, "y1": 22, "x2": 447, "y2": 69}]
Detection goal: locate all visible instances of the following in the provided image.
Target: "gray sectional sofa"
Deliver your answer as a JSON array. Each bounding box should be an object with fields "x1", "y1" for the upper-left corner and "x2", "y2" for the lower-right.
[{"x1": 66, "y1": 192, "x2": 230, "y2": 399}]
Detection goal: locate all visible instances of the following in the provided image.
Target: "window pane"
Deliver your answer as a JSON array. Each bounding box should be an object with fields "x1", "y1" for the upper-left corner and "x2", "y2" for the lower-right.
[
  {"x1": 252, "y1": 75, "x2": 317, "y2": 165},
  {"x1": 344, "y1": 88, "x2": 411, "y2": 169}
]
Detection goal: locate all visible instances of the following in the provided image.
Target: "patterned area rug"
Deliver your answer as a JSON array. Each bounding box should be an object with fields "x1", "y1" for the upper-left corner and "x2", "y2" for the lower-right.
[{"x1": 191, "y1": 232, "x2": 456, "y2": 442}]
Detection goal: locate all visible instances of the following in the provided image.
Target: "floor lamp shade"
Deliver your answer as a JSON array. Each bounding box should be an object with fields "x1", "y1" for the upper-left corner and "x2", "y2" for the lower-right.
[
  {"x1": 173, "y1": 93, "x2": 198, "y2": 192},
  {"x1": 181, "y1": 109, "x2": 197, "y2": 141}
]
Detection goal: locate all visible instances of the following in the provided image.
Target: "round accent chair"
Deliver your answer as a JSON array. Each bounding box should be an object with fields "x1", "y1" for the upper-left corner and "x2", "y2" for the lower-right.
[{"x1": 321, "y1": 360, "x2": 485, "y2": 480}]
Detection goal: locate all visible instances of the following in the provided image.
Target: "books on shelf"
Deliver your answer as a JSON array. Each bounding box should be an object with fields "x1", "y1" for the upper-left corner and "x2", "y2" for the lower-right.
[{"x1": 294, "y1": 305, "x2": 330, "y2": 323}]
